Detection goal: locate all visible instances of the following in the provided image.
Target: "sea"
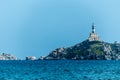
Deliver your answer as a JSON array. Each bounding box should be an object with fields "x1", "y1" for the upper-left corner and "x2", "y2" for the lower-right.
[{"x1": 0, "y1": 60, "x2": 120, "y2": 80}]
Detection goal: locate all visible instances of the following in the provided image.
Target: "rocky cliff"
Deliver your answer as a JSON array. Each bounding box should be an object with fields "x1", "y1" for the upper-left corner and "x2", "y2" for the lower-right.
[{"x1": 44, "y1": 40, "x2": 120, "y2": 60}]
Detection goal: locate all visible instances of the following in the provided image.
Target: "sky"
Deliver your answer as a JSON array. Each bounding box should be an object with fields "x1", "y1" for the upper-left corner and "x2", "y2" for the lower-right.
[{"x1": 0, "y1": 0, "x2": 120, "y2": 59}]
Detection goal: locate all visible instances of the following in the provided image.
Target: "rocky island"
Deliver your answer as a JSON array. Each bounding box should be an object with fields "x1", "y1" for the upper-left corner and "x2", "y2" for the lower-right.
[
  {"x1": 0, "y1": 53, "x2": 18, "y2": 60},
  {"x1": 43, "y1": 23, "x2": 120, "y2": 60}
]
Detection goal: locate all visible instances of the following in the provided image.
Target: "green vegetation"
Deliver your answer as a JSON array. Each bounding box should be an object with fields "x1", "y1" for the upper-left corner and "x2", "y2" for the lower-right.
[{"x1": 90, "y1": 43, "x2": 104, "y2": 55}]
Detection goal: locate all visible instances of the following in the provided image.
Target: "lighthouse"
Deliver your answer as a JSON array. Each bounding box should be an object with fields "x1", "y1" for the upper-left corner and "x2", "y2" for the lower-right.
[{"x1": 88, "y1": 23, "x2": 101, "y2": 42}]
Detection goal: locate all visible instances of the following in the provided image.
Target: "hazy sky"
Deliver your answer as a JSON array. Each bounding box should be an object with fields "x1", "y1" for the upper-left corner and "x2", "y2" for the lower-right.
[{"x1": 0, "y1": 0, "x2": 120, "y2": 59}]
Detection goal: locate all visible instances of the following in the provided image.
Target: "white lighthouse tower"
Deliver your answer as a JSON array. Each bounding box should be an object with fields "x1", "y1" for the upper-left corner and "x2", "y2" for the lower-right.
[{"x1": 88, "y1": 23, "x2": 101, "y2": 42}]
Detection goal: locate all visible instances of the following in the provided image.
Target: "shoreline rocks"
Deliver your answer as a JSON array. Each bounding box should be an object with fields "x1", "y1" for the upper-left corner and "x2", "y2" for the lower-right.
[{"x1": 26, "y1": 56, "x2": 37, "y2": 60}]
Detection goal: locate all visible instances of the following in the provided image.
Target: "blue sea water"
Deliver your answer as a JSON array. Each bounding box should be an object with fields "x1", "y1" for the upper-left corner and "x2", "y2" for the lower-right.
[{"x1": 0, "y1": 60, "x2": 120, "y2": 80}]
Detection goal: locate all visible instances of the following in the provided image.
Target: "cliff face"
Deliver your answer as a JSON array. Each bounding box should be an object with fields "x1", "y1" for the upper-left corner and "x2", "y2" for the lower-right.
[{"x1": 45, "y1": 40, "x2": 120, "y2": 60}]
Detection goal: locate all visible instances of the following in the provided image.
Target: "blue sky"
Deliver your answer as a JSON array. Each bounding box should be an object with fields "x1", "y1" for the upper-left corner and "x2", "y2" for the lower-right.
[{"x1": 0, "y1": 0, "x2": 120, "y2": 59}]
